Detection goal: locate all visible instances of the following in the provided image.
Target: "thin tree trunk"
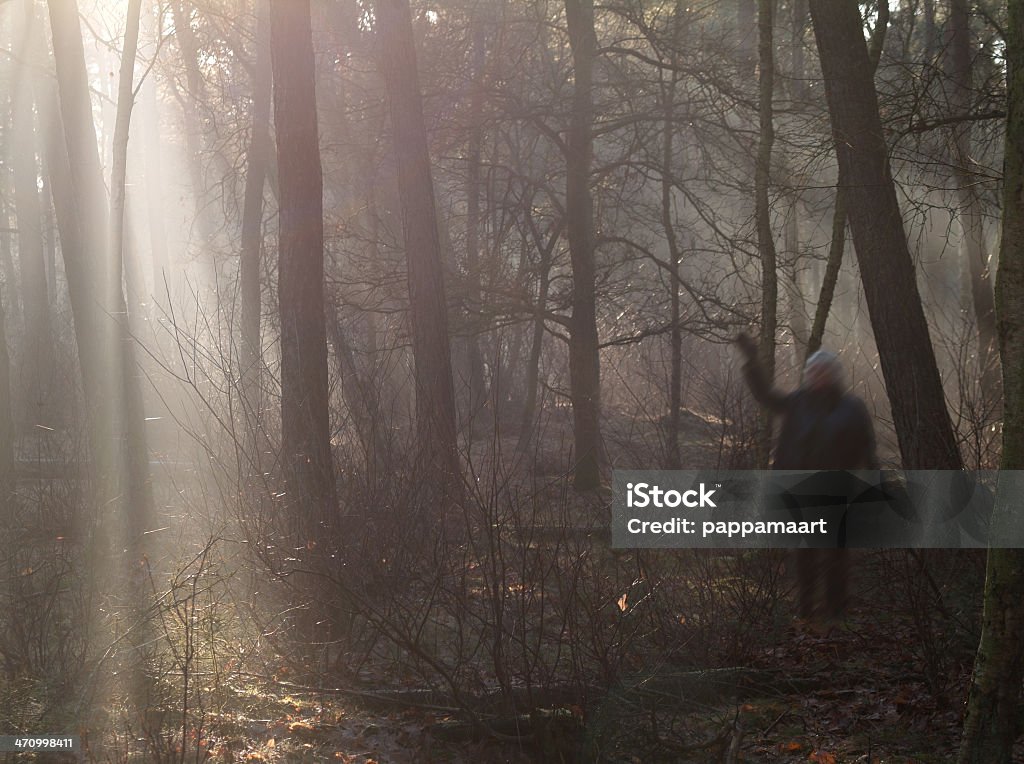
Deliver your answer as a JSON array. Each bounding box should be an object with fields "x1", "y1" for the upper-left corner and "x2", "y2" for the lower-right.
[
  {"x1": 517, "y1": 213, "x2": 560, "y2": 455},
  {"x1": 11, "y1": 0, "x2": 53, "y2": 423},
  {"x1": 736, "y1": 0, "x2": 756, "y2": 73},
  {"x1": 171, "y1": 0, "x2": 225, "y2": 253},
  {"x1": 660, "y1": 0, "x2": 684, "y2": 470},
  {"x1": 755, "y1": 0, "x2": 777, "y2": 470},
  {"x1": 783, "y1": 204, "x2": 808, "y2": 356},
  {"x1": 376, "y1": 0, "x2": 461, "y2": 487},
  {"x1": 240, "y1": 0, "x2": 271, "y2": 421},
  {"x1": 57, "y1": 0, "x2": 154, "y2": 540},
  {"x1": 0, "y1": 264, "x2": 13, "y2": 511},
  {"x1": 790, "y1": 0, "x2": 807, "y2": 101},
  {"x1": 107, "y1": 0, "x2": 158, "y2": 718},
  {"x1": 949, "y1": 0, "x2": 999, "y2": 391},
  {"x1": 140, "y1": 1, "x2": 170, "y2": 295},
  {"x1": 564, "y1": 0, "x2": 603, "y2": 490},
  {"x1": 806, "y1": 183, "x2": 846, "y2": 358},
  {"x1": 923, "y1": 0, "x2": 937, "y2": 62},
  {"x1": 808, "y1": 0, "x2": 962, "y2": 470},
  {"x1": 269, "y1": 0, "x2": 337, "y2": 519},
  {"x1": 957, "y1": 3, "x2": 1024, "y2": 760},
  {"x1": 804, "y1": 13, "x2": 884, "y2": 362},
  {"x1": 463, "y1": 16, "x2": 488, "y2": 421}
]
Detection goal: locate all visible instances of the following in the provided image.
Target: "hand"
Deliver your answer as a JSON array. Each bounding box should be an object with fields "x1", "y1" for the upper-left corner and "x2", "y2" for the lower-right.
[{"x1": 735, "y1": 331, "x2": 758, "y2": 360}]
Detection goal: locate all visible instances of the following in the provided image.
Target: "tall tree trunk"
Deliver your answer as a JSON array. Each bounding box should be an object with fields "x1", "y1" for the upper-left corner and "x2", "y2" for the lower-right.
[
  {"x1": 140, "y1": 1, "x2": 170, "y2": 295},
  {"x1": 240, "y1": 0, "x2": 271, "y2": 422},
  {"x1": 171, "y1": 0, "x2": 225, "y2": 254},
  {"x1": 923, "y1": 0, "x2": 937, "y2": 61},
  {"x1": 0, "y1": 263, "x2": 13, "y2": 512},
  {"x1": 790, "y1": 0, "x2": 807, "y2": 101},
  {"x1": 517, "y1": 212, "x2": 561, "y2": 455},
  {"x1": 107, "y1": 0, "x2": 158, "y2": 716},
  {"x1": 736, "y1": 0, "x2": 757, "y2": 73},
  {"x1": 949, "y1": 0, "x2": 999, "y2": 390},
  {"x1": 11, "y1": 1, "x2": 54, "y2": 423},
  {"x1": 783, "y1": 202, "x2": 808, "y2": 355},
  {"x1": 48, "y1": 0, "x2": 155, "y2": 529},
  {"x1": 660, "y1": 0, "x2": 685, "y2": 470},
  {"x1": 957, "y1": 3, "x2": 1024, "y2": 760},
  {"x1": 564, "y1": 0, "x2": 603, "y2": 490},
  {"x1": 109, "y1": 0, "x2": 153, "y2": 555},
  {"x1": 804, "y1": 13, "x2": 884, "y2": 362},
  {"x1": 808, "y1": 0, "x2": 962, "y2": 470},
  {"x1": 376, "y1": 0, "x2": 461, "y2": 486},
  {"x1": 462, "y1": 16, "x2": 489, "y2": 422},
  {"x1": 269, "y1": 0, "x2": 336, "y2": 518},
  {"x1": 755, "y1": 0, "x2": 777, "y2": 470},
  {"x1": 806, "y1": 183, "x2": 846, "y2": 358}
]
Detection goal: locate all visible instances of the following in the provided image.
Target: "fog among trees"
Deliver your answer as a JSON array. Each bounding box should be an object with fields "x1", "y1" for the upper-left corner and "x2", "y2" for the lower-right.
[{"x1": 0, "y1": 0, "x2": 1022, "y2": 760}]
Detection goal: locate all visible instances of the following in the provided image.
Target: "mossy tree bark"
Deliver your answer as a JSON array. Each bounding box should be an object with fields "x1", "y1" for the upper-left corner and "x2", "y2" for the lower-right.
[{"x1": 957, "y1": 2, "x2": 1024, "y2": 760}]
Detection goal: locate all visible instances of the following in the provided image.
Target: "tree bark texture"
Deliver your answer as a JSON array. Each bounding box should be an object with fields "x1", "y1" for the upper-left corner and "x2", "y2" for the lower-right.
[
  {"x1": 957, "y1": 2, "x2": 1024, "y2": 760},
  {"x1": 240, "y1": 0, "x2": 272, "y2": 417},
  {"x1": 11, "y1": 0, "x2": 53, "y2": 421},
  {"x1": 565, "y1": 0, "x2": 603, "y2": 490},
  {"x1": 660, "y1": 0, "x2": 684, "y2": 470},
  {"x1": 808, "y1": 0, "x2": 963, "y2": 470},
  {"x1": 806, "y1": 183, "x2": 846, "y2": 359},
  {"x1": 376, "y1": 0, "x2": 462, "y2": 486},
  {"x1": 269, "y1": 0, "x2": 337, "y2": 518},
  {"x1": 755, "y1": 0, "x2": 777, "y2": 470},
  {"x1": 949, "y1": 0, "x2": 999, "y2": 385},
  {"x1": 48, "y1": 0, "x2": 155, "y2": 542}
]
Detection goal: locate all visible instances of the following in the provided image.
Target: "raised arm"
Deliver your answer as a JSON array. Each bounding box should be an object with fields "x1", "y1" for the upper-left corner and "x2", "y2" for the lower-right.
[{"x1": 735, "y1": 333, "x2": 789, "y2": 414}]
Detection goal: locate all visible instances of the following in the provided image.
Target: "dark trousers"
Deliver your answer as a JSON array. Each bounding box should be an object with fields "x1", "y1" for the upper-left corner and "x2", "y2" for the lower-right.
[{"x1": 795, "y1": 548, "x2": 850, "y2": 620}]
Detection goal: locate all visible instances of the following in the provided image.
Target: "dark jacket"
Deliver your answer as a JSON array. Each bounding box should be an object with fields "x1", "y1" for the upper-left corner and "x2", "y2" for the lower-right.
[{"x1": 743, "y1": 358, "x2": 878, "y2": 470}]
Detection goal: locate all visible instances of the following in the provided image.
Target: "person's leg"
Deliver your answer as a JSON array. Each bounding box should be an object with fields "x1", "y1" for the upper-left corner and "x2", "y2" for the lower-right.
[
  {"x1": 795, "y1": 548, "x2": 820, "y2": 619},
  {"x1": 824, "y1": 548, "x2": 850, "y2": 619}
]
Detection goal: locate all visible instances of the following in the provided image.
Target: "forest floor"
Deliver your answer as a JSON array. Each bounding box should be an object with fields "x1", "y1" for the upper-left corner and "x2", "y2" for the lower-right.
[
  {"x1": 97, "y1": 540, "x2": 999, "y2": 761},
  {"x1": 5, "y1": 411, "x2": 1012, "y2": 763},
  {"x1": 110, "y1": 569, "x2": 985, "y2": 764}
]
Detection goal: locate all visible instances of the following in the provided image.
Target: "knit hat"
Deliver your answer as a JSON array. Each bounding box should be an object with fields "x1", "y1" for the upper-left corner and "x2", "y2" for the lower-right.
[{"x1": 804, "y1": 349, "x2": 843, "y2": 387}]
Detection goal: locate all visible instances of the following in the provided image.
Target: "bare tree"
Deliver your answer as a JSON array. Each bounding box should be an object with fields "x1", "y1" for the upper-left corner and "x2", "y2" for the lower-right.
[
  {"x1": 269, "y1": 0, "x2": 336, "y2": 516},
  {"x1": 809, "y1": 0, "x2": 963, "y2": 469},
  {"x1": 565, "y1": 0, "x2": 603, "y2": 490},
  {"x1": 240, "y1": 0, "x2": 271, "y2": 416},
  {"x1": 375, "y1": 0, "x2": 461, "y2": 487},
  {"x1": 949, "y1": 0, "x2": 999, "y2": 386},
  {"x1": 10, "y1": 0, "x2": 53, "y2": 422},
  {"x1": 754, "y1": 0, "x2": 777, "y2": 468},
  {"x1": 957, "y1": 2, "x2": 1024, "y2": 760}
]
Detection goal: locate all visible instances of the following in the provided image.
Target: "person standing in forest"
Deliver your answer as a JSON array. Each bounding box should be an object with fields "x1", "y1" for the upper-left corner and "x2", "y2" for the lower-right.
[{"x1": 736, "y1": 332, "x2": 878, "y2": 622}]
